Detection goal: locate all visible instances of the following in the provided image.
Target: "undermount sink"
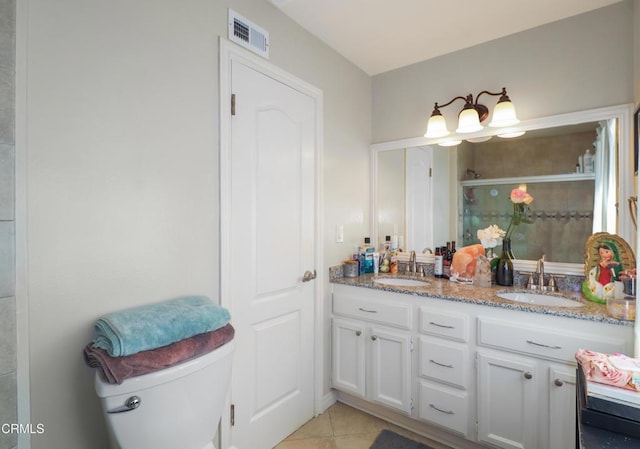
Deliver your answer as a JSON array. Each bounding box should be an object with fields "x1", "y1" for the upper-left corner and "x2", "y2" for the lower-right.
[
  {"x1": 497, "y1": 292, "x2": 584, "y2": 308},
  {"x1": 373, "y1": 277, "x2": 430, "y2": 287}
]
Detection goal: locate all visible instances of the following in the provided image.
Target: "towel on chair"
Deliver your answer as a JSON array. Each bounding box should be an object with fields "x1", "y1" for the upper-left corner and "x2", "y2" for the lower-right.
[
  {"x1": 92, "y1": 296, "x2": 231, "y2": 357},
  {"x1": 84, "y1": 323, "x2": 235, "y2": 384}
]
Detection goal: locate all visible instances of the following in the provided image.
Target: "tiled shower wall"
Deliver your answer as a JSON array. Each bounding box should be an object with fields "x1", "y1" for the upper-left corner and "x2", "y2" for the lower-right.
[{"x1": 0, "y1": 1, "x2": 17, "y2": 449}]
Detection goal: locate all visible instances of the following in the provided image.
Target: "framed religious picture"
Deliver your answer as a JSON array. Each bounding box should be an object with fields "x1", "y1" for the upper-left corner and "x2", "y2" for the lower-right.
[{"x1": 582, "y1": 232, "x2": 635, "y2": 303}]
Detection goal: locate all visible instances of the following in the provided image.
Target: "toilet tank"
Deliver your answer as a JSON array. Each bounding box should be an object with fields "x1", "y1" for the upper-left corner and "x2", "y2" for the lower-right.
[{"x1": 95, "y1": 340, "x2": 234, "y2": 449}]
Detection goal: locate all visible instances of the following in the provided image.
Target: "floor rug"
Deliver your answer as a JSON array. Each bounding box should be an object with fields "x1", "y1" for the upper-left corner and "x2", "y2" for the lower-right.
[{"x1": 370, "y1": 429, "x2": 435, "y2": 449}]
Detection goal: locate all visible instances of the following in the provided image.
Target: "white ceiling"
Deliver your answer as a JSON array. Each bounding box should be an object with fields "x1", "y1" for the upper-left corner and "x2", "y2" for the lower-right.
[{"x1": 268, "y1": 0, "x2": 623, "y2": 75}]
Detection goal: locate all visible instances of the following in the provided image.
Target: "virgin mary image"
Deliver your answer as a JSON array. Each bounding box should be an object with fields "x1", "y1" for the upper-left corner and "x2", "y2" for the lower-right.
[{"x1": 583, "y1": 233, "x2": 635, "y2": 303}]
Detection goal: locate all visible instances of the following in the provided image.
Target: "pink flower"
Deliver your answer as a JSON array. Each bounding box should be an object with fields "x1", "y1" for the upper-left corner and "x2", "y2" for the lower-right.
[{"x1": 510, "y1": 188, "x2": 534, "y2": 205}]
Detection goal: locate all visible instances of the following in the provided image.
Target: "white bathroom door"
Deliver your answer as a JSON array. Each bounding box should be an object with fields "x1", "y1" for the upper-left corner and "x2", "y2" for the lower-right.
[{"x1": 224, "y1": 53, "x2": 318, "y2": 449}]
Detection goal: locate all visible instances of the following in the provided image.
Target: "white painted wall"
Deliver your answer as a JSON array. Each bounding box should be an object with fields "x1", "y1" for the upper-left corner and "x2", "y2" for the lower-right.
[
  {"x1": 372, "y1": 2, "x2": 635, "y2": 143},
  {"x1": 18, "y1": 0, "x2": 370, "y2": 448}
]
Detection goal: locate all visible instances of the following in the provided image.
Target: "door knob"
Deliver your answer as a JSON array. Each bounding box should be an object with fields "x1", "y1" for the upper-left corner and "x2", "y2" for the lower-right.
[
  {"x1": 302, "y1": 270, "x2": 317, "y2": 282},
  {"x1": 524, "y1": 372, "x2": 533, "y2": 380},
  {"x1": 554, "y1": 378, "x2": 564, "y2": 387}
]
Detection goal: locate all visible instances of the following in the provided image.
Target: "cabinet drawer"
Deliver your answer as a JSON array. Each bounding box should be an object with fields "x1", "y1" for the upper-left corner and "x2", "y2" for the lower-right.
[
  {"x1": 418, "y1": 381, "x2": 469, "y2": 436},
  {"x1": 477, "y1": 317, "x2": 627, "y2": 363},
  {"x1": 333, "y1": 294, "x2": 412, "y2": 329},
  {"x1": 419, "y1": 337, "x2": 467, "y2": 389},
  {"x1": 419, "y1": 307, "x2": 468, "y2": 342}
]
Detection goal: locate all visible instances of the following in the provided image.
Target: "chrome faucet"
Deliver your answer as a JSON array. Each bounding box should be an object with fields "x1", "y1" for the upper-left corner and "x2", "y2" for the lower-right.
[
  {"x1": 536, "y1": 254, "x2": 546, "y2": 289},
  {"x1": 407, "y1": 250, "x2": 417, "y2": 274}
]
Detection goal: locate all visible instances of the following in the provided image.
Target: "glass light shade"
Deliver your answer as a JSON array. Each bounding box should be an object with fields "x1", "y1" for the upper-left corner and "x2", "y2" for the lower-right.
[
  {"x1": 489, "y1": 100, "x2": 519, "y2": 127},
  {"x1": 438, "y1": 139, "x2": 462, "y2": 147},
  {"x1": 425, "y1": 114, "x2": 450, "y2": 138},
  {"x1": 466, "y1": 135, "x2": 492, "y2": 143},
  {"x1": 456, "y1": 108, "x2": 483, "y2": 133},
  {"x1": 498, "y1": 130, "x2": 526, "y2": 138}
]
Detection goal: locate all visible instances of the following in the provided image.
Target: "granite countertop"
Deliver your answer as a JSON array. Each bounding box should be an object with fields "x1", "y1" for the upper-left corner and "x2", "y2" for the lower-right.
[{"x1": 331, "y1": 273, "x2": 634, "y2": 326}]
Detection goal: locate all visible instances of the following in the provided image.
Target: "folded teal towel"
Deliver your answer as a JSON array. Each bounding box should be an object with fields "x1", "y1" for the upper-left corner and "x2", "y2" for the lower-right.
[{"x1": 92, "y1": 296, "x2": 231, "y2": 357}]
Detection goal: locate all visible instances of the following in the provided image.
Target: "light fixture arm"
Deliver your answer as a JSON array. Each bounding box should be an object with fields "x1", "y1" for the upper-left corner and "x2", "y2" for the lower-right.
[
  {"x1": 432, "y1": 95, "x2": 469, "y2": 112},
  {"x1": 425, "y1": 86, "x2": 519, "y2": 141},
  {"x1": 432, "y1": 88, "x2": 510, "y2": 122},
  {"x1": 472, "y1": 87, "x2": 510, "y2": 122}
]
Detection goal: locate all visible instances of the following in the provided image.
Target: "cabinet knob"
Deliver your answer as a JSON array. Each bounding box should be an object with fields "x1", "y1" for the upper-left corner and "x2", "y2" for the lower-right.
[
  {"x1": 524, "y1": 372, "x2": 533, "y2": 380},
  {"x1": 371, "y1": 335, "x2": 378, "y2": 341},
  {"x1": 355, "y1": 330, "x2": 361, "y2": 336},
  {"x1": 554, "y1": 378, "x2": 564, "y2": 387}
]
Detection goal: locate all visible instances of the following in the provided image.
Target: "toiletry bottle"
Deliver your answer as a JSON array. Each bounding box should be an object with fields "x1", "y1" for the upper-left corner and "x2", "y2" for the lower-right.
[
  {"x1": 361, "y1": 237, "x2": 375, "y2": 274},
  {"x1": 382, "y1": 235, "x2": 391, "y2": 252},
  {"x1": 434, "y1": 246, "x2": 444, "y2": 278},
  {"x1": 373, "y1": 252, "x2": 380, "y2": 274},
  {"x1": 391, "y1": 232, "x2": 398, "y2": 252},
  {"x1": 354, "y1": 245, "x2": 362, "y2": 275},
  {"x1": 583, "y1": 149, "x2": 594, "y2": 173},
  {"x1": 443, "y1": 242, "x2": 452, "y2": 279}
]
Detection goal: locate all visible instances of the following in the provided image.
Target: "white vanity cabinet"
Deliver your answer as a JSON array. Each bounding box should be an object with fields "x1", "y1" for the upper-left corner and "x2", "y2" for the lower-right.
[
  {"x1": 332, "y1": 285, "x2": 413, "y2": 414},
  {"x1": 331, "y1": 282, "x2": 634, "y2": 449},
  {"x1": 417, "y1": 306, "x2": 473, "y2": 437},
  {"x1": 476, "y1": 314, "x2": 631, "y2": 449}
]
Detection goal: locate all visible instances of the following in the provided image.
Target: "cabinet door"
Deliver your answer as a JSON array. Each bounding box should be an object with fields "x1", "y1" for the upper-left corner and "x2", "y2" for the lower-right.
[
  {"x1": 548, "y1": 365, "x2": 576, "y2": 449},
  {"x1": 332, "y1": 317, "x2": 366, "y2": 397},
  {"x1": 477, "y1": 352, "x2": 539, "y2": 449},
  {"x1": 369, "y1": 325, "x2": 412, "y2": 414}
]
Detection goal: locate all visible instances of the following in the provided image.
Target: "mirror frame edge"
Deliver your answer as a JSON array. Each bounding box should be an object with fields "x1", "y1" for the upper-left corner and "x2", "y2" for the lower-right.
[{"x1": 370, "y1": 103, "x2": 635, "y2": 276}]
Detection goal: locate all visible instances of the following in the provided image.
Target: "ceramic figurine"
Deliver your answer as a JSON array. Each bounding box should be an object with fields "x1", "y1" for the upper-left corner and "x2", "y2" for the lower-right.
[{"x1": 582, "y1": 232, "x2": 636, "y2": 303}]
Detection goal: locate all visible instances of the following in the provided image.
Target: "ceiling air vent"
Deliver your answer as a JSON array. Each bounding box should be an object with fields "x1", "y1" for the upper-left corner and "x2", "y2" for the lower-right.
[{"x1": 228, "y1": 9, "x2": 269, "y2": 59}]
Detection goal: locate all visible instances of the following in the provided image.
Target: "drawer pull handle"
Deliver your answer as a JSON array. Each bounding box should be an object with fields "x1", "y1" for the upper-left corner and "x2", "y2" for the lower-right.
[
  {"x1": 358, "y1": 307, "x2": 378, "y2": 313},
  {"x1": 371, "y1": 335, "x2": 378, "y2": 341},
  {"x1": 526, "y1": 339, "x2": 562, "y2": 350},
  {"x1": 429, "y1": 321, "x2": 454, "y2": 329},
  {"x1": 355, "y1": 330, "x2": 361, "y2": 336},
  {"x1": 429, "y1": 404, "x2": 454, "y2": 415},
  {"x1": 429, "y1": 359, "x2": 454, "y2": 368},
  {"x1": 554, "y1": 378, "x2": 564, "y2": 387},
  {"x1": 524, "y1": 372, "x2": 533, "y2": 380}
]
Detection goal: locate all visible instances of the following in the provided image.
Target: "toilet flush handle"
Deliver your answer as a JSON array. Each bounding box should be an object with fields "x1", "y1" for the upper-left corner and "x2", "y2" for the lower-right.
[{"x1": 107, "y1": 396, "x2": 141, "y2": 414}]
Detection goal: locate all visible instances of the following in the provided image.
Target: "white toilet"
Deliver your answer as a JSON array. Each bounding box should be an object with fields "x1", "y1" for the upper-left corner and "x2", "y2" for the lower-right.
[{"x1": 95, "y1": 340, "x2": 234, "y2": 449}]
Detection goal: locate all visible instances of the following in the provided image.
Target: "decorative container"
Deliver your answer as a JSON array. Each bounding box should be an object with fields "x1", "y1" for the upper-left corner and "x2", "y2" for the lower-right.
[
  {"x1": 607, "y1": 297, "x2": 636, "y2": 321},
  {"x1": 343, "y1": 260, "x2": 359, "y2": 278}
]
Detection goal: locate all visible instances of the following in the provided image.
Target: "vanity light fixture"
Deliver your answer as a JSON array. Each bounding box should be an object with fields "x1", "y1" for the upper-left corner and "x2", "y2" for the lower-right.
[{"x1": 425, "y1": 87, "x2": 520, "y2": 145}]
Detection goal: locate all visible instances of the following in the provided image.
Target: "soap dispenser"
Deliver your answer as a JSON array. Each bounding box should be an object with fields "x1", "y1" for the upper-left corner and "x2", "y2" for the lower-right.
[{"x1": 583, "y1": 149, "x2": 594, "y2": 173}]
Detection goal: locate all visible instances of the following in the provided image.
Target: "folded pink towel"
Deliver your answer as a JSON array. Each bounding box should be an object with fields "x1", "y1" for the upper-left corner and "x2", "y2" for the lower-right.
[
  {"x1": 84, "y1": 323, "x2": 234, "y2": 384},
  {"x1": 576, "y1": 348, "x2": 640, "y2": 391}
]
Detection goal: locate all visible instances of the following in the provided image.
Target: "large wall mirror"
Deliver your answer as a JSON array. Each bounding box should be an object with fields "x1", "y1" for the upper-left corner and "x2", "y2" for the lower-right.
[{"x1": 370, "y1": 104, "x2": 634, "y2": 275}]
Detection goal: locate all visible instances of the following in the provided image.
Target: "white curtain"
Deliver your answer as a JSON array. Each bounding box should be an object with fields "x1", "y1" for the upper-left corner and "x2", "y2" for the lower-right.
[{"x1": 592, "y1": 118, "x2": 617, "y2": 233}]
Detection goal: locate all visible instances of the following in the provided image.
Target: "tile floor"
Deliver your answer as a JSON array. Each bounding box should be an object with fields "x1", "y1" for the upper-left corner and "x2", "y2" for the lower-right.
[{"x1": 273, "y1": 402, "x2": 451, "y2": 449}]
